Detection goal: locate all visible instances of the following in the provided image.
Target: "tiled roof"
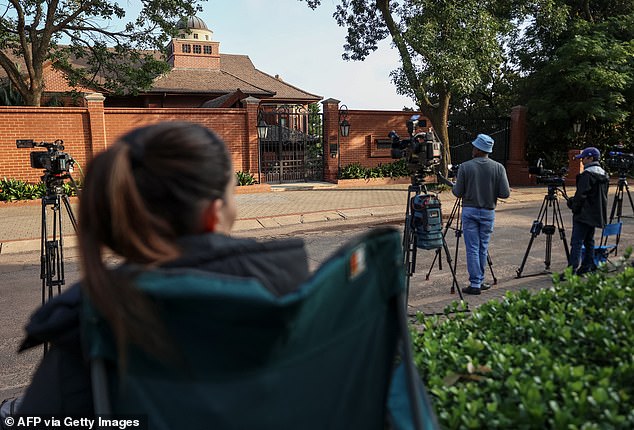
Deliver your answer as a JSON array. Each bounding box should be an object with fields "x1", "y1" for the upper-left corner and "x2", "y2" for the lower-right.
[
  {"x1": 219, "y1": 54, "x2": 321, "y2": 102},
  {"x1": 151, "y1": 67, "x2": 273, "y2": 96},
  {"x1": 1, "y1": 48, "x2": 322, "y2": 104}
]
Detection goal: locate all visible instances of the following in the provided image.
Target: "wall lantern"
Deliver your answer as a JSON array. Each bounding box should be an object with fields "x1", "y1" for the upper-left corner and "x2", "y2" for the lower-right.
[
  {"x1": 257, "y1": 117, "x2": 268, "y2": 140},
  {"x1": 573, "y1": 121, "x2": 582, "y2": 134},
  {"x1": 339, "y1": 118, "x2": 350, "y2": 137},
  {"x1": 336, "y1": 105, "x2": 351, "y2": 174}
]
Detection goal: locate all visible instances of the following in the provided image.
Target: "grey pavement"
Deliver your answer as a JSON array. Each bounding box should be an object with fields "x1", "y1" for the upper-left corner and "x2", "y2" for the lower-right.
[{"x1": 0, "y1": 182, "x2": 549, "y2": 253}]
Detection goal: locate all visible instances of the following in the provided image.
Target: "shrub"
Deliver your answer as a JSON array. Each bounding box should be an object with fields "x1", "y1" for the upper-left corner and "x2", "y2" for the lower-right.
[
  {"x1": 235, "y1": 171, "x2": 256, "y2": 186},
  {"x1": 339, "y1": 159, "x2": 409, "y2": 179},
  {"x1": 0, "y1": 177, "x2": 80, "y2": 201},
  {"x1": 413, "y1": 260, "x2": 634, "y2": 429}
]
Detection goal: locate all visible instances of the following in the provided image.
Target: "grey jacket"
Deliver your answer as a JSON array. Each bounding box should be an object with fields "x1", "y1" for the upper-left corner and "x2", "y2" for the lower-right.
[{"x1": 452, "y1": 157, "x2": 510, "y2": 209}]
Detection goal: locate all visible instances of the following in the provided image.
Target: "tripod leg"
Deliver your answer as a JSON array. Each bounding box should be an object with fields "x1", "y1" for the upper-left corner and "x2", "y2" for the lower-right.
[
  {"x1": 425, "y1": 199, "x2": 459, "y2": 278},
  {"x1": 62, "y1": 194, "x2": 78, "y2": 233},
  {"x1": 544, "y1": 231, "x2": 553, "y2": 270},
  {"x1": 554, "y1": 198, "x2": 570, "y2": 259},
  {"x1": 486, "y1": 253, "x2": 497, "y2": 284},
  {"x1": 441, "y1": 238, "x2": 462, "y2": 298},
  {"x1": 623, "y1": 181, "x2": 634, "y2": 217},
  {"x1": 609, "y1": 185, "x2": 623, "y2": 224},
  {"x1": 516, "y1": 197, "x2": 548, "y2": 278},
  {"x1": 424, "y1": 249, "x2": 442, "y2": 280},
  {"x1": 40, "y1": 199, "x2": 47, "y2": 306}
]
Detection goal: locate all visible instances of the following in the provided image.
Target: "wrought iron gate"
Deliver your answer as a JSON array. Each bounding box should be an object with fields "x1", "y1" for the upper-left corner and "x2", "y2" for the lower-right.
[
  {"x1": 448, "y1": 116, "x2": 511, "y2": 165},
  {"x1": 258, "y1": 105, "x2": 324, "y2": 184}
]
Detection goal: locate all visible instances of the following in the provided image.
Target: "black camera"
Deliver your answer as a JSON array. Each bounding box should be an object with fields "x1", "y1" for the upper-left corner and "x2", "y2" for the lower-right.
[
  {"x1": 606, "y1": 146, "x2": 634, "y2": 175},
  {"x1": 16, "y1": 139, "x2": 74, "y2": 175},
  {"x1": 529, "y1": 158, "x2": 567, "y2": 186},
  {"x1": 389, "y1": 115, "x2": 441, "y2": 174},
  {"x1": 448, "y1": 163, "x2": 461, "y2": 178}
]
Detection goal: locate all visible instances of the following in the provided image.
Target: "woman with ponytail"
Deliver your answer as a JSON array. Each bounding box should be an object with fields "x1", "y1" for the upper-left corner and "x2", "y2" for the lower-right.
[{"x1": 15, "y1": 122, "x2": 308, "y2": 414}]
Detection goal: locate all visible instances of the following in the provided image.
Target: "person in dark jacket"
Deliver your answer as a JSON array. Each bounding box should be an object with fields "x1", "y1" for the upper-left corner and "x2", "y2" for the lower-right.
[
  {"x1": 15, "y1": 121, "x2": 309, "y2": 415},
  {"x1": 567, "y1": 146, "x2": 609, "y2": 274}
]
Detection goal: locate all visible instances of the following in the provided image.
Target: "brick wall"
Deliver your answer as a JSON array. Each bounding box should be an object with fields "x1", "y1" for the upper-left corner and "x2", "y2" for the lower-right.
[
  {"x1": 0, "y1": 103, "x2": 248, "y2": 183},
  {"x1": 0, "y1": 106, "x2": 92, "y2": 182},
  {"x1": 340, "y1": 110, "x2": 427, "y2": 170},
  {"x1": 0, "y1": 96, "x2": 529, "y2": 186},
  {"x1": 103, "y1": 108, "x2": 248, "y2": 172}
]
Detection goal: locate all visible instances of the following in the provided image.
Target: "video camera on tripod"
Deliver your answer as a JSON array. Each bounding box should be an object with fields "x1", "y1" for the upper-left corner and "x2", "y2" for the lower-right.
[
  {"x1": 606, "y1": 146, "x2": 634, "y2": 176},
  {"x1": 390, "y1": 116, "x2": 463, "y2": 302},
  {"x1": 16, "y1": 139, "x2": 75, "y2": 175},
  {"x1": 389, "y1": 115, "x2": 442, "y2": 178},
  {"x1": 15, "y1": 138, "x2": 78, "y2": 321},
  {"x1": 529, "y1": 159, "x2": 568, "y2": 189}
]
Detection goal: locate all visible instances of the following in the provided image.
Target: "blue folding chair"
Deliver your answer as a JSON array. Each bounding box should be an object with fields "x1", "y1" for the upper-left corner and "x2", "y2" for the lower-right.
[
  {"x1": 84, "y1": 227, "x2": 440, "y2": 430},
  {"x1": 594, "y1": 222, "x2": 623, "y2": 268}
]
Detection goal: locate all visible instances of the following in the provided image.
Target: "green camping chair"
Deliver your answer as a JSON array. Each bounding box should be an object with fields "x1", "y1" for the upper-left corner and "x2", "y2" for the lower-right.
[{"x1": 84, "y1": 227, "x2": 440, "y2": 430}]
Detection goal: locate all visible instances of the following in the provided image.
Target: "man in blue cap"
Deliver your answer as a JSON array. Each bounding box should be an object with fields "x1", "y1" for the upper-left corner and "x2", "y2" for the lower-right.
[
  {"x1": 567, "y1": 146, "x2": 609, "y2": 274},
  {"x1": 452, "y1": 134, "x2": 510, "y2": 295}
]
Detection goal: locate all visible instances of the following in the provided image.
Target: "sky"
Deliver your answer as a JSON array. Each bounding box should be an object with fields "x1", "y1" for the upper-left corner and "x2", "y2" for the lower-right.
[{"x1": 201, "y1": 0, "x2": 414, "y2": 110}]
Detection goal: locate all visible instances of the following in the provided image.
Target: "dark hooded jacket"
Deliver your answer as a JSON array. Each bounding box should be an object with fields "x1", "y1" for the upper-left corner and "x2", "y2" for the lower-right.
[
  {"x1": 567, "y1": 162, "x2": 609, "y2": 228},
  {"x1": 16, "y1": 234, "x2": 308, "y2": 415}
]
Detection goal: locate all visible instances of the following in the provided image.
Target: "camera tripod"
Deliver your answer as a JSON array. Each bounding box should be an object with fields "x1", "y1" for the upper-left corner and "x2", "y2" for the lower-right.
[
  {"x1": 601, "y1": 173, "x2": 634, "y2": 249},
  {"x1": 402, "y1": 180, "x2": 464, "y2": 308},
  {"x1": 39, "y1": 172, "x2": 78, "y2": 305},
  {"x1": 425, "y1": 197, "x2": 497, "y2": 286},
  {"x1": 516, "y1": 184, "x2": 570, "y2": 278}
]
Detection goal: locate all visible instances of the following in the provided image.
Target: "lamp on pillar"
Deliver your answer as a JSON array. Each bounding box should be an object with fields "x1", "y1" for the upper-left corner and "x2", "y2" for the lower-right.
[
  {"x1": 573, "y1": 121, "x2": 582, "y2": 134},
  {"x1": 256, "y1": 111, "x2": 268, "y2": 184},
  {"x1": 337, "y1": 105, "x2": 350, "y2": 177}
]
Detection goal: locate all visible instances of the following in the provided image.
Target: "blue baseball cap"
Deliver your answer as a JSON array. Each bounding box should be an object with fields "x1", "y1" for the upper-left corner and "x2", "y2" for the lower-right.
[
  {"x1": 472, "y1": 134, "x2": 494, "y2": 153},
  {"x1": 574, "y1": 147, "x2": 601, "y2": 159}
]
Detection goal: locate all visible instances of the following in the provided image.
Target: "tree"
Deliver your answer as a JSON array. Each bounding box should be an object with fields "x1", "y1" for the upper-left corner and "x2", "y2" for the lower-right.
[
  {"x1": 0, "y1": 0, "x2": 203, "y2": 106},
  {"x1": 301, "y1": 0, "x2": 525, "y2": 168},
  {"x1": 513, "y1": 1, "x2": 634, "y2": 159}
]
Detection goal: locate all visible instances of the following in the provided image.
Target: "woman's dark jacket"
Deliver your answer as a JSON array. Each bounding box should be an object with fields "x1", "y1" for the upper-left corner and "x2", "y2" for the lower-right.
[
  {"x1": 567, "y1": 162, "x2": 609, "y2": 228},
  {"x1": 16, "y1": 233, "x2": 308, "y2": 415}
]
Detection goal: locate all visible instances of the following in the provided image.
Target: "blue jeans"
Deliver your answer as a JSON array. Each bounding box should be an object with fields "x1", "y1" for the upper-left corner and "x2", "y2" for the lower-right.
[
  {"x1": 568, "y1": 220, "x2": 596, "y2": 273},
  {"x1": 462, "y1": 207, "x2": 495, "y2": 289}
]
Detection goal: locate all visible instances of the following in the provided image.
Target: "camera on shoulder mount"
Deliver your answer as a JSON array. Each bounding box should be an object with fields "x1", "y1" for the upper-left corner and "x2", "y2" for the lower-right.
[
  {"x1": 606, "y1": 145, "x2": 634, "y2": 175},
  {"x1": 16, "y1": 139, "x2": 74, "y2": 176},
  {"x1": 529, "y1": 158, "x2": 568, "y2": 187},
  {"x1": 389, "y1": 115, "x2": 442, "y2": 177}
]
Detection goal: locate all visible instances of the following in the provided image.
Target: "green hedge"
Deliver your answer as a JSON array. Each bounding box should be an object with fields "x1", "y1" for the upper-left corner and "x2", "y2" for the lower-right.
[
  {"x1": 339, "y1": 159, "x2": 409, "y2": 179},
  {"x1": 1, "y1": 173, "x2": 257, "y2": 201},
  {"x1": 413, "y1": 260, "x2": 634, "y2": 429},
  {"x1": 0, "y1": 178, "x2": 79, "y2": 201}
]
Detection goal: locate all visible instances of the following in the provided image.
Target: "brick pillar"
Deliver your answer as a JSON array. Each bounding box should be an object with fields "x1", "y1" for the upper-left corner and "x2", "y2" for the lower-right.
[
  {"x1": 84, "y1": 92, "x2": 107, "y2": 158},
  {"x1": 505, "y1": 105, "x2": 532, "y2": 186},
  {"x1": 321, "y1": 98, "x2": 340, "y2": 183},
  {"x1": 567, "y1": 149, "x2": 583, "y2": 185},
  {"x1": 241, "y1": 96, "x2": 260, "y2": 180}
]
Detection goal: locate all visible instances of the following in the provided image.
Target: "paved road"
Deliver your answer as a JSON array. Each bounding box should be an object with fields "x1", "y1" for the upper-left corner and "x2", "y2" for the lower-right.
[{"x1": 1, "y1": 184, "x2": 632, "y2": 402}]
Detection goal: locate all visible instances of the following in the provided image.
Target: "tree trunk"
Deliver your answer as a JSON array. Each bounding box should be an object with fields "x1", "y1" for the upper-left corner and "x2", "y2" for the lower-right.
[
  {"x1": 24, "y1": 91, "x2": 42, "y2": 107},
  {"x1": 23, "y1": 72, "x2": 44, "y2": 107},
  {"x1": 419, "y1": 92, "x2": 451, "y2": 176}
]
